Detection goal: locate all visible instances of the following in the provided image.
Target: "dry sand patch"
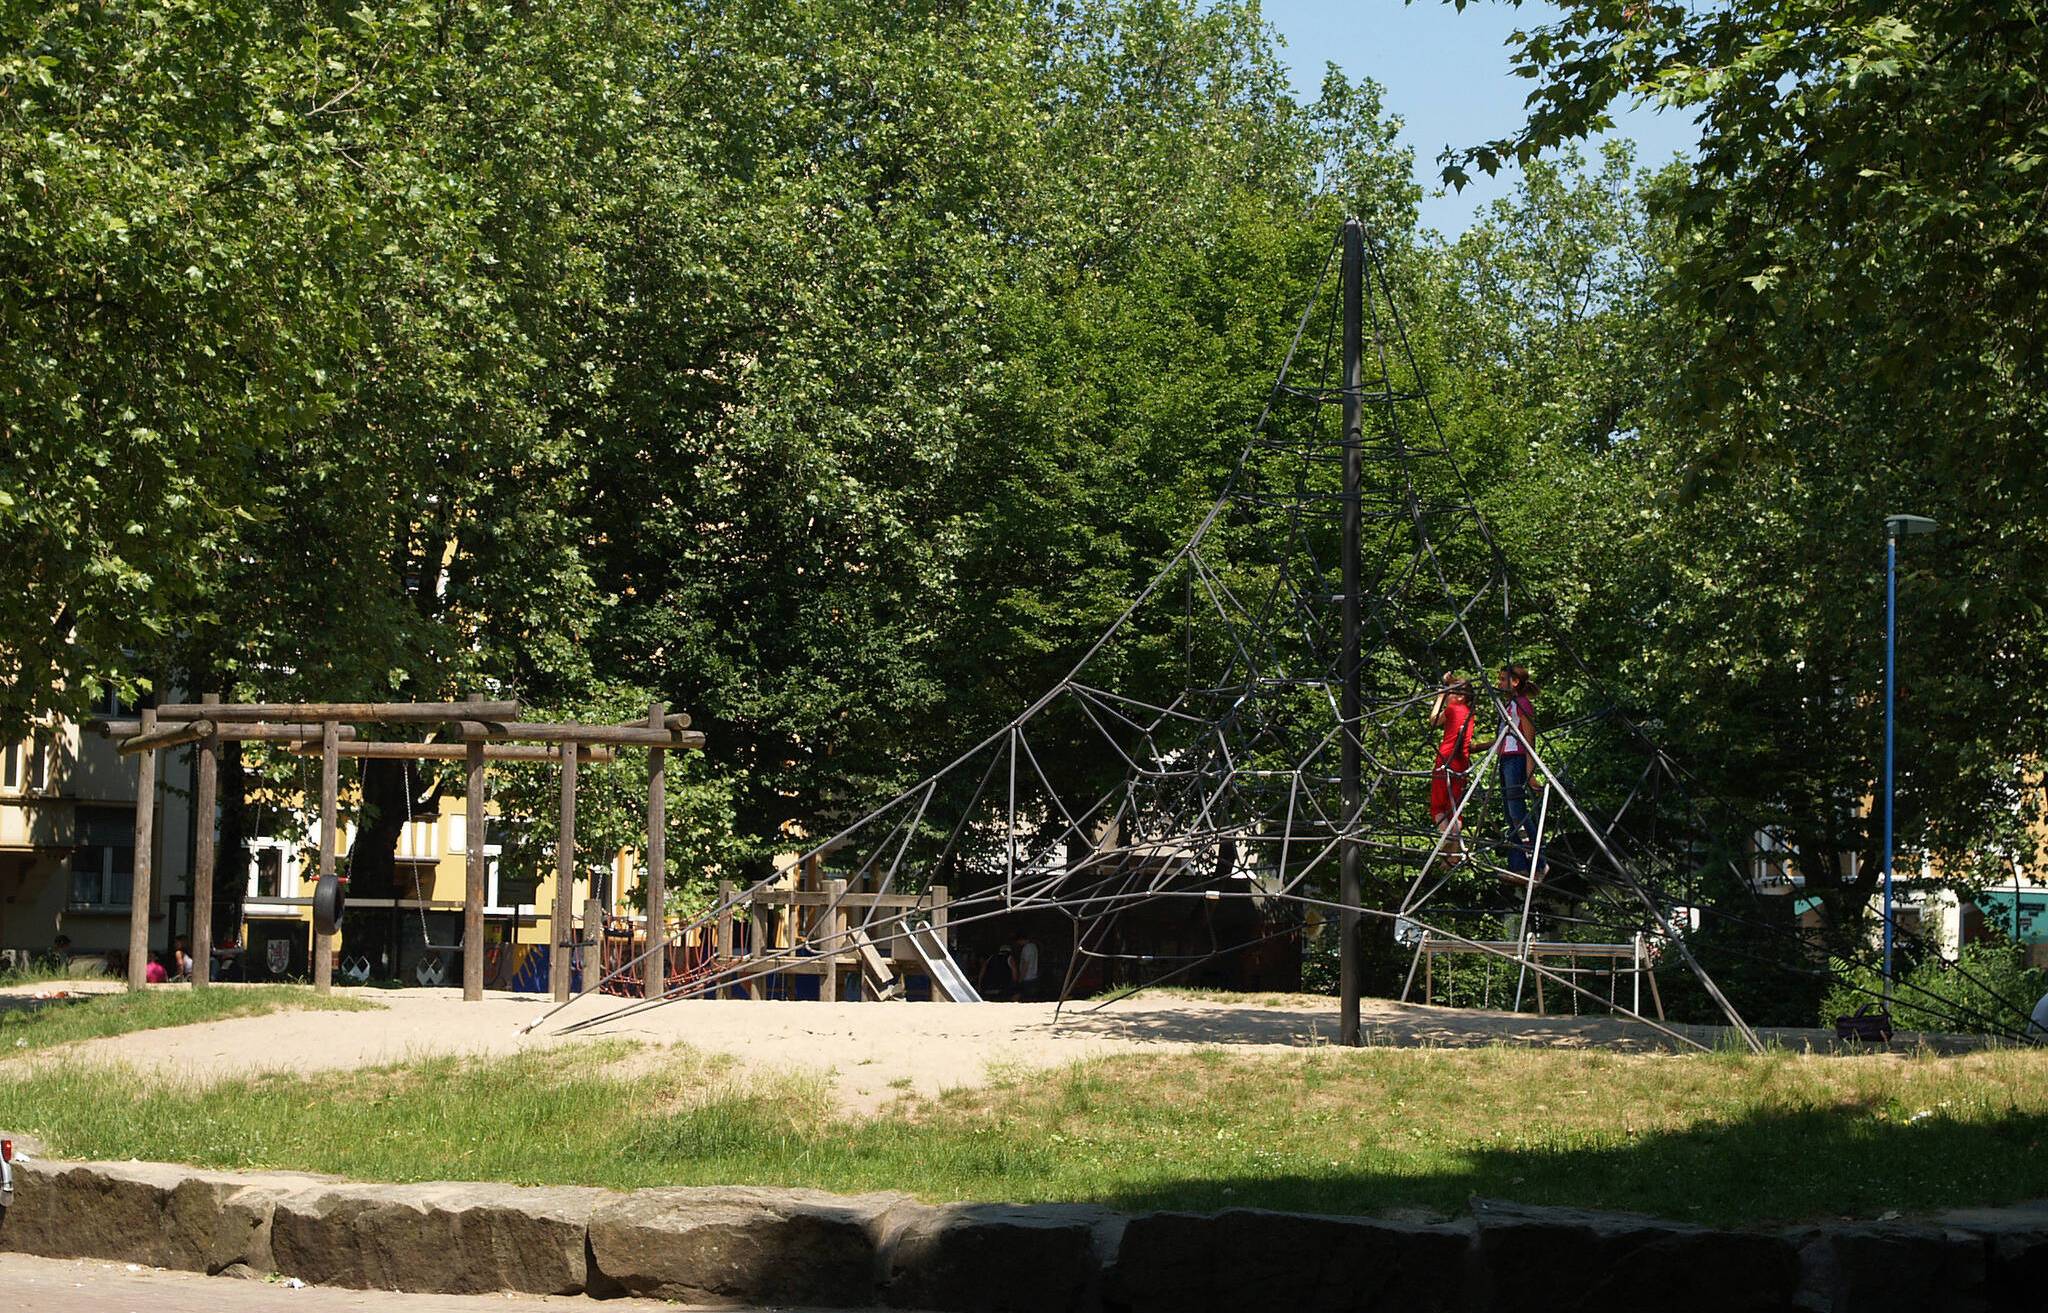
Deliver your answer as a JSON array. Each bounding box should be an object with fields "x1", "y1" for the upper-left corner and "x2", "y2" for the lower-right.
[{"x1": 10, "y1": 983, "x2": 1766, "y2": 1113}]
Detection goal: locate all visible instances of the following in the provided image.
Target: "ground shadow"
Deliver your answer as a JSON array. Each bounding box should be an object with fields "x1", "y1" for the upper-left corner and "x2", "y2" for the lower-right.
[
  {"x1": 1084, "y1": 1099, "x2": 2048, "y2": 1226},
  {"x1": 1039, "y1": 998, "x2": 1991, "y2": 1057}
]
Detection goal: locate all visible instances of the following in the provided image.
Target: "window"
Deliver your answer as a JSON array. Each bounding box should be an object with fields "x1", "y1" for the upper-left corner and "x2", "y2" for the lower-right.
[
  {"x1": 245, "y1": 839, "x2": 299, "y2": 901},
  {"x1": 97, "y1": 687, "x2": 127, "y2": 718},
  {"x1": 3, "y1": 737, "x2": 49, "y2": 794},
  {"x1": 70, "y1": 806, "x2": 136, "y2": 908},
  {"x1": 254, "y1": 848, "x2": 284, "y2": 899},
  {"x1": 485, "y1": 851, "x2": 535, "y2": 915}
]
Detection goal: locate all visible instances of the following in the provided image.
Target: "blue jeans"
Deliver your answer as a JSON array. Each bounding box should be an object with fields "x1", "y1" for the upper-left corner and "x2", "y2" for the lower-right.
[{"x1": 1500, "y1": 753, "x2": 1534, "y2": 855}]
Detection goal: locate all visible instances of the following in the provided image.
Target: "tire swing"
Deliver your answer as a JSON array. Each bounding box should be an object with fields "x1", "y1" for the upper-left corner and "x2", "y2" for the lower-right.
[{"x1": 313, "y1": 753, "x2": 360, "y2": 936}]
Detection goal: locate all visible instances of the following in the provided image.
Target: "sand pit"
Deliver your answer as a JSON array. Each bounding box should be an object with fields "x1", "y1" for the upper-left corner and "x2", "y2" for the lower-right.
[{"x1": 6, "y1": 981, "x2": 1803, "y2": 1114}]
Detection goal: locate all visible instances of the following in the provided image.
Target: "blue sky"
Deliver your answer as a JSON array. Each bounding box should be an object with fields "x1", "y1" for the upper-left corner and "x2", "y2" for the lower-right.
[{"x1": 1257, "y1": 0, "x2": 1697, "y2": 235}]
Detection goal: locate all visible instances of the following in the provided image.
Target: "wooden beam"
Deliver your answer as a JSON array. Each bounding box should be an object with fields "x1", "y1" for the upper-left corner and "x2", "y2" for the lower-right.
[
  {"x1": 463, "y1": 694, "x2": 487, "y2": 1002},
  {"x1": 191, "y1": 693, "x2": 218, "y2": 989},
  {"x1": 91, "y1": 719, "x2": 359, "y2": 743},
  {"x1": 552, "y1": 740, "x2": 577, "y2": 1004},
  {"x1": 127, "y1": 709, "x2": 158, "y2": 992},
  {"x1": 282, "y1": 741, "x2": 616, "y2": 763},
  {"x1": 661, "y1": 712, "x2": 692, "y2": 731},
  {"x1": 455, "y1": 720, "x2": 704, "y2": 748},
  {"x1": 643, "y1": 701, "x2": 667, "y2": 1002},
  {"x1": 117, "y1": 719, "x2": 214, "y2": 755},
  {"x1": 313, "y1": 720, "x2": 338, "y2": 995},
  {"x1": 155, "y1": 700, "x2": 519, "y2": 723}
]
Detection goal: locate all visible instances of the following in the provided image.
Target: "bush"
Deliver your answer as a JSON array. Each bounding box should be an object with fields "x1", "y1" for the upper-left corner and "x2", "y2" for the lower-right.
[
  {"x1": 1819, "y1": 941, "x2": 2048, "y2": 1037},
  {"x1": 1300, "y1": 924, "x2": 1340, "y2": 996}
]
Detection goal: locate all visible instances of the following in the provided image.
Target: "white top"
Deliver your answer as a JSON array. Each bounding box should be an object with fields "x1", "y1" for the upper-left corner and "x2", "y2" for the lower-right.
[
  {"x1": 1498, "y1": 694, "x2": 1533, "y2": 756},
  {"x1": 1016, "y1": 941, "x2": 1040, "y2": 984},
  {"x1": 2031, "y1": 991, "x2": 2048, "y2": 1044}
]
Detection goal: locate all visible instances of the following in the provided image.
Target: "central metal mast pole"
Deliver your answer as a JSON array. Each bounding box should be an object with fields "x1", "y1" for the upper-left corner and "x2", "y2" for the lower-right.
[
  {"x1": 1881, "y1": 530, "x2": 1898, "y2": 1004},
  {"x1": 1339, "y1": 218, "x2": 1365, "y2": 1047}
]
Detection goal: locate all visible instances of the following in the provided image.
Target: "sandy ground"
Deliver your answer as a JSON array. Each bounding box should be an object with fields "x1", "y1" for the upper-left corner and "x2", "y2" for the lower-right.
[{"x1": 4, "y1": 978, "x2": 1949, "y2": 1115}]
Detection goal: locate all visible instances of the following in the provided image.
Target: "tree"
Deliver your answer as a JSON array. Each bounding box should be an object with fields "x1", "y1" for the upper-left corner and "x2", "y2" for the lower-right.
[
  {"x1": 574, "y1": 0, "x2": 1426, "y2": 853},
  {"x1": 1441, "y1": 1, "x2": 2048, "y2": 902}
]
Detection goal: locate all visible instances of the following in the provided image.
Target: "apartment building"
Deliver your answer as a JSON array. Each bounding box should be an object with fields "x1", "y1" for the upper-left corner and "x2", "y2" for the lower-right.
[{"x1": 0, "y1": 697, "x2": 197, "y2": 968}]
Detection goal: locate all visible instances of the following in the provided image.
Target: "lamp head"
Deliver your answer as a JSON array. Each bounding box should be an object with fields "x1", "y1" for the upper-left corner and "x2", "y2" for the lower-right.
[{"x1": 1885, "y1": 514, "x2": 1938, "y2": 538}]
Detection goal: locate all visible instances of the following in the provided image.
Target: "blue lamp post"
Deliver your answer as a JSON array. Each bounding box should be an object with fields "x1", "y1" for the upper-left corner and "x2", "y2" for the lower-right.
[{"x1": 1881, "y1": 513, "x2": 1937, "y2": 1002}]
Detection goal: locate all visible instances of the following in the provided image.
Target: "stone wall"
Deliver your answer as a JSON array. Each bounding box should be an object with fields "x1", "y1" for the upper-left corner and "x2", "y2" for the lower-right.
[{"x1": 3, "y1": 1158, "x2": 2044, "y2": 1311}]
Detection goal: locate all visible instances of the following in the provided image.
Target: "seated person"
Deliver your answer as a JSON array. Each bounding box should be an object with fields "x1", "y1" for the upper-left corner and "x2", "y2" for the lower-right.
[{"x1": 978, "y1": 945, "x2": 1015, "y2": 1001}]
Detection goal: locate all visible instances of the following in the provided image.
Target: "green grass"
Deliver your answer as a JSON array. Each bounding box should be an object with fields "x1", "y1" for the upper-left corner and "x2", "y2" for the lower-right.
[
  {"x1": 0, "y1": 985, "x2": 372, "y2": 1055},
  {"x1": 5, "y1": 1038, "x2": 2046, "y2": 1225},
  {"x1": 0, "y1": 962, "x2": 83, "y2": 990}
]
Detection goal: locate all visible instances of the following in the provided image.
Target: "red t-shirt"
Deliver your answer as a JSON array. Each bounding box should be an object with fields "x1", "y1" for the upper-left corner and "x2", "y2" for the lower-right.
[{"x1": 1436, "y1": 700, "x2": 1473, "y2": 770}]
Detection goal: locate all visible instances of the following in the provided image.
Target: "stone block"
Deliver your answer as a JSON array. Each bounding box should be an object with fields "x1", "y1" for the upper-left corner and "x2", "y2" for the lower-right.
[
  {"x1": 1937, "y1": 1204, "x2": 2048, "y2": 1310},
  {"x1": 1106, "y1": 1208, "x2": 1469, "y2": 1313},
  {"x1": 0, "y1": 1160, "x2": 286, "y2": 1274},
  {"x1": 1471, "y1": 1198, "x2": 1798, "y2": 1313},
  {"x1": 267, "y1": 1180, "x2": 604, "y2": 1294},
  {"x1": 1793, "y1": 1222, "x2": 1986, "y2": 1313},
  {"x1": 881, "y1": 1202, "x2": 1110, "y2": 1312},
  {"x1": 587, "y1": 1184, "x2": 894, "y2": 1306}
]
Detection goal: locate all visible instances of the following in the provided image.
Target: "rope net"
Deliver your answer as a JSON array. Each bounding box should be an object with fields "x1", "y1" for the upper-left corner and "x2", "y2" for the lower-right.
[{"x1": 541, "y1": 226, "x2": 2033, "y2": 1047}]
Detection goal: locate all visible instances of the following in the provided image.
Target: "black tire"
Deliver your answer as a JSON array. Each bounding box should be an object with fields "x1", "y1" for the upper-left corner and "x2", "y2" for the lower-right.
[{"x1": 312, "y1": 875, "x2": 346, "y2": 936}]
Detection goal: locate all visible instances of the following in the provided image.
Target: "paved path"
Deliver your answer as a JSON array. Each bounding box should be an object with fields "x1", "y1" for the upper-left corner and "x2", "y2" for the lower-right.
[{"x1": 0, "y1": 1253, "x2": 774, "y2": 1312}]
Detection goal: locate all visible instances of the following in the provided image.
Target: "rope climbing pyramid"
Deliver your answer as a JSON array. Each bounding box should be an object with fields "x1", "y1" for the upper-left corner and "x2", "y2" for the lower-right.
[{"x1": 548, "y1": 219, "x2": 1777, "y2": 1048}]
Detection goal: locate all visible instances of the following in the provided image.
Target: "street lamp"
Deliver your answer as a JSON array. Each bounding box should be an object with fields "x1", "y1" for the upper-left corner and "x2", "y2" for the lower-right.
[{"x1": 1881, "y1": 513, "x2": 1937, "y2": 1003}]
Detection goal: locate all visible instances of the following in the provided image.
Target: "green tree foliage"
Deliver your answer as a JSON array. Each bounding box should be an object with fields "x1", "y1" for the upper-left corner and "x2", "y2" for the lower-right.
[
  {"x1": 1, "y1": 0, "x2": 641, "y2": 730},
  {"x1": 1442, "y1": 1, "x2": 2048, "y2": 911},
  {"x1": 571, "y1": 1, "x2": 1423, "y2": 847},
  {"x1": 4, "y1": 0, "x2": 1431, "y2": 897}
]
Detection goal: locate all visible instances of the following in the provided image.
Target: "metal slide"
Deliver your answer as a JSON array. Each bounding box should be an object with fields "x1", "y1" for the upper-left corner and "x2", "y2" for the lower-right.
[{"x1": 905, "y1": 924, "x2": 982, "y2": 1003}]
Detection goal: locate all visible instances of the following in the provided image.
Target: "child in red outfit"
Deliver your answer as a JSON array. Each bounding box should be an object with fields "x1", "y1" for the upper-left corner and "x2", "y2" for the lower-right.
[{"x1": 1428, "y1": 672, "x2": 1476, "y2": 862}]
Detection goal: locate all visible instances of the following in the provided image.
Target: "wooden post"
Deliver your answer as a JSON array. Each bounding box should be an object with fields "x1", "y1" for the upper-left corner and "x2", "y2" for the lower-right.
[
  {"x1": 747, "y1": 903, "x2": 766, "y2": 1000},
  {"x1": 462, "y1": 692, "x2": 489, "y2": 999},
  {"x1": 716, "y1": 881, "x2": 735, "y2": 960},
  {"x1": 581, "y1": 896, "x2": 604, "y2": 992},
  {"x1": 463, "y1": 694, "x2": 488, "y2": 1001},
  {"x1": 822, "y1": 877, "x2": 846, "y2": 1002},
  {"x1": 551, "y1": 740, "x2": 577, "y2": 1003},
  {"x1": 191, "y1": 694, "x2": 219, "y2": 988},
  {"x1": 313, "y1": 718, "x2": 338, "y2": 994},
  {"x1": 127, "y1": 709, "x2": 158, "y2": 991},
  {"x1": 642, "y1": 702, "x2": 667, "y2": 1002}
]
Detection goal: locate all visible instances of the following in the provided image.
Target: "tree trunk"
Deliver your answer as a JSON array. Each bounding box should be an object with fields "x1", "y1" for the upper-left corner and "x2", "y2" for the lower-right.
[{"x1": 214, "y1": 740, "x2": 247, "y2": 949}]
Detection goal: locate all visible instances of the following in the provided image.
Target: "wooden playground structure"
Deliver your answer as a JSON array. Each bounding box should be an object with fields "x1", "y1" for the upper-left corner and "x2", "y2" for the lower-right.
[
  {"x1": 1401, "y1": 930, "x2": 1665, "y2": 1020},
  {"x1": 94, "y1": 694, "x2": 703, "y2": 1003},
  {"x1": 594, "y1": 854, "x2": 976, "y2": 1003}
]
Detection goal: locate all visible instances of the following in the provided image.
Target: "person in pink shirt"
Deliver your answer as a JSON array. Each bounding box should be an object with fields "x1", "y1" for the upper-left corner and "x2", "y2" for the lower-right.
[
  {"x1": 1496, "y1": 664, "x2": 1541, "y2": 877},
  {"x1": 144, "y1": 954, "x2": 168, "y2": 984}
]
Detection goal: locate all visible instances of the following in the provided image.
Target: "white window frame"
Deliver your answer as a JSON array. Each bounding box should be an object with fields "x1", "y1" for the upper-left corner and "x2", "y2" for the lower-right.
[
  {"x1": 245, "y1": 837, "x2": 305, "y2": 905},
  {"x1": 2, "y1": 736, "x2": 52, "y2": 797},
  {"x1": 482, "y1": 846, "x2": 536, "y2": 916}
]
